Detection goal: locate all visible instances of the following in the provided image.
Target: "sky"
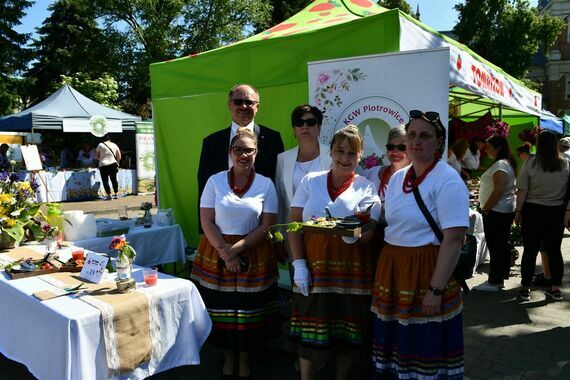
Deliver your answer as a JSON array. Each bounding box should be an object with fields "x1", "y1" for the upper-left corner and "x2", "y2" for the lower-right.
[{"x1": 15, "y1": 0, "x2": 540, "y2": 36}]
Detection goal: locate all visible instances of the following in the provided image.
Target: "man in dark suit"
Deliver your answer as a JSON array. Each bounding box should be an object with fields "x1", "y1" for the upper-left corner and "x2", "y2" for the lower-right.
[{"x1": 197, "y1": 83, "x2": 284, "y2": 204}]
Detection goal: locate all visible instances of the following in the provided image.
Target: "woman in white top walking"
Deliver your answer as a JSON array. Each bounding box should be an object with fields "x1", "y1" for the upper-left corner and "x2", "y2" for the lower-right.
[
  {"x1": 95, "y1": 134, "x2": 121, "y2": 200},
  {"x1": 474, "y1": 135, "x2": 517, "y2": 292}
]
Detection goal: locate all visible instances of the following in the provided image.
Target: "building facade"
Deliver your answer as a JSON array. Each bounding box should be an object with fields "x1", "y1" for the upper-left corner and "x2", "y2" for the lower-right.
[{"x1": 530, "y1": 0, "x2": 570, "y2": 115}]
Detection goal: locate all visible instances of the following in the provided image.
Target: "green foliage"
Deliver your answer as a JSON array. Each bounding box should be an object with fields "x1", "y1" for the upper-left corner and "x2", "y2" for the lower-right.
[
  {"x1": 0, "y1": 0, "x2": 32, "y2": 115},
  {"x1": 378, "y1": 0, "x2": 414, "y2": 16},
  {"x1": 60, "y1": 73, "x2": 120, "y2": 109},
  {"x1": 94, "y1": 0, "x2": 272, "y2": 116},
  {"x1": 254, "y1": 0, "x2": 312, "y2": 32},
  {"x1": 453, "y1": 0, "x2": 564, "y2": 78},
  {"x1": 24, "y1": 0, "x2": 121, "y2": 105}
]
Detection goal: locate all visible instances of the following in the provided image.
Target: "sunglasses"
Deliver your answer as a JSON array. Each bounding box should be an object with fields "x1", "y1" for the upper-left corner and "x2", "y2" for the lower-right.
[
  {"x1": 294, "y1": 118, "x2": 319, "y2": 127},
  {"x1": 231, "y1": 146, "x2": 257, "y2": 156},
  {"x1": 409, "y1": 110, "x2": 440, "y2": 122},
  {"x1": 386, "y1": 143, "x2": 406, "y2": 151},
  {"x1": 231, "y1": 99, "x2": 258, "y2": 107}
]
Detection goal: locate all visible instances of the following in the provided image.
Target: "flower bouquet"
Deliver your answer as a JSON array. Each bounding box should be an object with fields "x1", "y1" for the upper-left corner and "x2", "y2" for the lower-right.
[
  {"x1": 109, "y1": 234, "x2": 136, "y2": 281},
  {"x1": 0, "y1": 172, "x2": 41, "y2": 249},
  {"x1": 359, "y1": 153, "x2": 384, "y2": 170}
]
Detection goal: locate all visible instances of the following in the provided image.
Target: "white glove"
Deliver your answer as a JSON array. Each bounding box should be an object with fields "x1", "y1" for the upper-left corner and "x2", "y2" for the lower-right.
[{"x1": 292, "y1": 259, "x2": 311, "y2": 296}]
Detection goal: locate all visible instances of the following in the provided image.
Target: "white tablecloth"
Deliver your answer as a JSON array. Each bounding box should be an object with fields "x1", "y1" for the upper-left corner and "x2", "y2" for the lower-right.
[
  {"x1": 469, "y1": 209, "x2": 489, "y2": 274},
  {"x1": 29, "y1": 169, "x2": 137, "y2": 202},
  {"x1": 72, "y1": 224, "x2": 187, "y2": 267},
  {"x1": 0, "y1": 267, "x2": 211, "y2": 380}
]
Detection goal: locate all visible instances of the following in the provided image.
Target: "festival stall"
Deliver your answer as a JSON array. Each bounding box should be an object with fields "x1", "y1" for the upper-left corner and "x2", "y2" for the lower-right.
[
  {"x1": 150, "y1": 0, "x2": 542, "y2": 246},
  {"x1": 0, "y1": 85, "x2": 141, "y2": 200}
]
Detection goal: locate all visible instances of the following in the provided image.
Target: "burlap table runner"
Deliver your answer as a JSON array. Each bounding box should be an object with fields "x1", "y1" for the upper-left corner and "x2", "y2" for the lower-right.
[
  {"x1": 39, "y1": 272, "x2": 158, "y2": 374},
  {"x1": 2, "y1": 247, "x2": 45, "y2": 261}
]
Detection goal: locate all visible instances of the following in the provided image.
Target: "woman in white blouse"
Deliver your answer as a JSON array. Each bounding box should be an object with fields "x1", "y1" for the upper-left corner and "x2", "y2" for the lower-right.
[
  {"x1": 462, "y1": 137, "x2": 485, "y2": 174},
  {"x1": 190, "y1": 128, "x2": 279, "y2": 379},
  {"x1": 473, "y1": 135, "x2": 517, "y2": 292},
  {"x1": 275, "y1": 105, "x2": 332, "y2": 224}
]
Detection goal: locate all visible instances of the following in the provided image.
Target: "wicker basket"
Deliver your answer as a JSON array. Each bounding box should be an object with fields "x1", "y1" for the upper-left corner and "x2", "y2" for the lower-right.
[{"x1": 0, "y1": 233, "x2": 16, "y2": 251}]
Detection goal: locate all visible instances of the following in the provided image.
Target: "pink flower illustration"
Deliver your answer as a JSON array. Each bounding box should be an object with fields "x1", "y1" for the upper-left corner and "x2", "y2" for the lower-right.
[{"x1": 317, "y1": 73, "x2": 331, "y2": 85}]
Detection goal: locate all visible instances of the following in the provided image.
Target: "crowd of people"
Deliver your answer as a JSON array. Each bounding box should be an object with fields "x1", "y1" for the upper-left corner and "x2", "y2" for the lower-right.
[{"x1": 190, "y1": 83, "x2": 569, "y2": 380}]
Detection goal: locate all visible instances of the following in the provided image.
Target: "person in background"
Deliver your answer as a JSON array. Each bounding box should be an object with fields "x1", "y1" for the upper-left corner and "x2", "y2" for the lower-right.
[
  {"x1": 288, "y1": 126, "x2": 380, "y2": 380},
  {"x1": 448, "y1": 138, "x2": 470, "y2": 179},
  {"x1": 371, "y1": 110, "x2": 468, "y2": 379},
  {"x1": 191, "y1": 128, "x2": 279, "y2": 379},
  {"x1": 275, "y1": 104, "x2": 332, "y2": 224},
  {"x1": 559, "y1": 137, "x2": 570, "y2": 159},
  {"x1": 95, "y1": 134, "x2": 121, "y2": 200},
  {"x1": 365, "y1": 125, "x2": 410, "y2": 204},
  {"x1": 516, "y1": 142, "x2": 551, "y2": 288},
  {"x1": 516, "y1": 142, "x2": 532, "y2": 163},
  {"x1": 473, "y1": 135, "x2": 517, "y2": 292},
  {"x1": 515, "y1": 130, "x2": 569, "y2": 302},
  {"x1": 39, "y1": 142, "x2": 54, "y2": 168},
  {"x1": 59, "y1": 144, "x2": 75, "y2": 169},
  {"x1": 0, "y1": 144, "x2": 10, "y2": 171},
  {"x1": 77, "y1": 143, "x2": 96, "y2": 168},
  {"x1": 462, "y1": 136, "x2": 485, "y2": 174}
]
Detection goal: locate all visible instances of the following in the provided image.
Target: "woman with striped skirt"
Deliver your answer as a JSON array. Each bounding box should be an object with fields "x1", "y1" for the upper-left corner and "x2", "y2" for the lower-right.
[
  {"x1": 191, "y1": 128, "x2": 279, "y2": 379},
  {"x1": 288, "y1": 125, "x2": 381, "y2": 380},
  {"x1": 371, "y1": 111, "x2": 469, "y2": 379}
]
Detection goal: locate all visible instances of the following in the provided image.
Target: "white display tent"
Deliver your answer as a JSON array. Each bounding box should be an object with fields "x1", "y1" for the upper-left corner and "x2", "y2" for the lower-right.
[{"x1": 0, "y1": 85, "x2": 141, "y2": 132}]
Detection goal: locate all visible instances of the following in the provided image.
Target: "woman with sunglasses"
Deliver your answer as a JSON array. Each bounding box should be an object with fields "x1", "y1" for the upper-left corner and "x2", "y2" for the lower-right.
[
  {"x1": 275, "y1": 105, "x2": 332, "y2": 224},
  {"x1": 473, "y1": 135, "x2": 517, "y2": 292},
  {"x1": 364, "y1": 125, "x2": 410, "y2": 203},
  {"x1": 371, "y1": 110, "x2": 469, "y2": 379},
  {"x1": 515, "y1": 130, "x2": 569, "y2": 302},
  {"x1": 288, "y1": 125, "x2": 380, "y2": 380},
  {"x1": 191, "y1": 128, "x2": 280, "y2": 379}
]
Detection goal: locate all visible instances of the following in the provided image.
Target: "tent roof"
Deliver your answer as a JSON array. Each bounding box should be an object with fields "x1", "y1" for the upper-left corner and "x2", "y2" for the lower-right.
[{"x1": 0, "y1": 85, "x2": 140, "y2": 132}]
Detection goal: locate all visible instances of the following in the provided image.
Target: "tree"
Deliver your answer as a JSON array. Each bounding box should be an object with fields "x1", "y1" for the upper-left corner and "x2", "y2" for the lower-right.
[
  {"x1": 0, "y1": 0, "x2": 32, "y2": 115},
  {"x1": 94, "y1": 0, "x2": 272, "y2": 115},
  {"x1": 453, "y1": 0, "x2": 563, "y2": 79},
  {"x1": 24, "y1": 0, "x2": 122, "y2": 105},
  {"x1": 60, "y1": 73, "x2": 119, "y2": 109},
  {"x1": 254, "y1": 0, "x2": 312, "y2": 32},
  {"x1": 378, "y1": 0, "x2": 418, "y2": 18}
]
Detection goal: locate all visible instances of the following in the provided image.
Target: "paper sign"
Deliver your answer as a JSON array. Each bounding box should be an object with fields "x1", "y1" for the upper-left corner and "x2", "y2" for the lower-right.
[
  {"x1": 79, "y1": 252, "x2": 109, "y2": 283},
  {"x1": 20, "y1": 145, "x2": 43, "y2": 171}
]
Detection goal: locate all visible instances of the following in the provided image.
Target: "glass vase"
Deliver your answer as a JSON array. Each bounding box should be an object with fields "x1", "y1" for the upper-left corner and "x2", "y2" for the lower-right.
[
  {"x1": 143, "y1": 210, "x2": 152, "y2": 228},
  {"x1": 116, "y1": 254, "x2": 132, "y2": 280}
]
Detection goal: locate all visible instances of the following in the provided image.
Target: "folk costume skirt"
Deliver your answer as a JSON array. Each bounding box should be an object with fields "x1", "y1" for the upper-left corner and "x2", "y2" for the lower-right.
[
  {"x1": 289, "y1": 232, "x2": 375, "y2": 364},
  {"x1": 371, "y1": 244, "x2": 464, "y2": 379},
  {"x1": 191, "y1": 234, "x2": 280, "y2": 351}
]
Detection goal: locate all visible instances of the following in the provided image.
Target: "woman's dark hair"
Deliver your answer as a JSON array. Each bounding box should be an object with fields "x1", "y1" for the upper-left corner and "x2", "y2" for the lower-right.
[
  {"x1": 451, "y1": 139, "x2": 469, "y2": 160},
  {"x1": 102, "y1": 134, "x2": 111, "y2": 141},
  {"x1": 533, "y1": 130, "x2": 563, "y2": 172},
  {"x1": 469, "y1": 137, "x2": 483, "y2": 155},
  {"x1": 290, "y1": 104, "x2": 323, "y2": 126},
  {"x1": 516, "y1": 142, "x2": 532, "y2": 155},
  {"x1": 487, "y1": 135, "x2": 517, "y2": 174}
]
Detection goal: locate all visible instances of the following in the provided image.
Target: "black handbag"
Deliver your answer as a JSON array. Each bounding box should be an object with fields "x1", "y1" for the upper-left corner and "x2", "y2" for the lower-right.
[{"x1": 411, "y1": 186, "x2": 472, "y2": 293}]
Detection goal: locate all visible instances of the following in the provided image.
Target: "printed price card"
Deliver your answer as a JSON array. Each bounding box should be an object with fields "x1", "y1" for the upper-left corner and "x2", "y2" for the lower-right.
[{"x1": 79, "y1": 252, "x2": 109, "y2": 283}]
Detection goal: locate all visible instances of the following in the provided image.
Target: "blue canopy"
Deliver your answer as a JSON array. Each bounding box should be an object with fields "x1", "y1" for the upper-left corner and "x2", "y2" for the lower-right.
[
  {"x1": 540, "y1": 110, "x2": 563, "y2": 134},
  {"x1": 0, "y1": 85, "x2": 140, "y2": 132}
]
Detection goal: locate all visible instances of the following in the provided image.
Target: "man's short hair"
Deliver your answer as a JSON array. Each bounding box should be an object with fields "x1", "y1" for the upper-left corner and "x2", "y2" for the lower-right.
[{"x1": 228, "y1": 84, "x2": 259, "y2": 101}]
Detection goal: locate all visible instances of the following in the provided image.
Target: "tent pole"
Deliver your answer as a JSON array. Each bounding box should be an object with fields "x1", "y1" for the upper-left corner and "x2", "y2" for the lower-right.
[
  {"x1": 498, "y1": 104, "x2": 503, "y2": 121},
  {"x1": 31, "y1": 127, "x2": 35, "y2": 144}
]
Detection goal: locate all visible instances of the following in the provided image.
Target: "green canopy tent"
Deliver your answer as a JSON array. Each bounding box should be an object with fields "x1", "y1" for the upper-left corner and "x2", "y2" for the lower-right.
[{"x1": 150, "y1": 0, "x2": 541, "y2": 246}]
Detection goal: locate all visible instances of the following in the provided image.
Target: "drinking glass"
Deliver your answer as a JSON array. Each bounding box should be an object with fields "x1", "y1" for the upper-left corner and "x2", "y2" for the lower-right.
[{"x1": 143, "y1": 267, "x2": 158, "y2": 286}]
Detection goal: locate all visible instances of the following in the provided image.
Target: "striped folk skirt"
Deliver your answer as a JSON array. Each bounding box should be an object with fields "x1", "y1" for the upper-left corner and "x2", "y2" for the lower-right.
[
  {"x1": 371, "y1": 244, "x2": 464, "y2": 379},
  {"x1": 191, "y1": 234, "x2": 280, "y2": 350},
  {"x1": 289, "y1": 232, "x2": 376, "y2": 363}
]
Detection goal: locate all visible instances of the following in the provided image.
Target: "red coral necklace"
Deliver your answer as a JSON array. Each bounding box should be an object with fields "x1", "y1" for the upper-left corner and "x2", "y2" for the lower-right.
[
  {"x1": 327, "y1": 170, "x2": 355, "y2": 201},
  {"x1": 229, "y1": 167, "x2": 255, "y2": 195},
  {"x1": 402, "y1": 160, "x2": 438, "y2": 193}
]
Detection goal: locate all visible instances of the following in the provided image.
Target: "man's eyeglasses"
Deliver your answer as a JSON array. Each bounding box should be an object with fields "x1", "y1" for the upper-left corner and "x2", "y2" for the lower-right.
[
  {"x1": 409, "y1": 110, "x2": 440, "y2": 122},
  {"x1": 231, "y1": 99, "x2": 258, "y2": 107},
  {"x1": 294, "y1": 118, "x2": 319, "y2": 127},
  {"x1": 231, "y1": 146, "x2": 257, "y2": 156},
  {"x1": 386, "y1": 143, "x2": 406, "y2": 151}
]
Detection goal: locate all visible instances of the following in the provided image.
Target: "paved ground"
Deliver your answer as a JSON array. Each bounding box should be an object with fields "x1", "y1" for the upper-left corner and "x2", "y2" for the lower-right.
[{"x1": 2, "y1": 194, "x2": 570, "y2": 379}]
